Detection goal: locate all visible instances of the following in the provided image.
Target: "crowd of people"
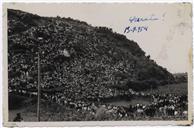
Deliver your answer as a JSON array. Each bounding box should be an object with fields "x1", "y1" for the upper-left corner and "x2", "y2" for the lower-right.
[
  {"x1": 8, "y1": 9, "x2": 188, "y2": 121},
  {"x1": 10, "y1": 83, "x2": 188, "y2": 121},
  {"x1": 38, "y1": 88, "x2": 188, "y2": 120},
  {"x1": 8, "y1": 22, "x2": 137, "y2": 100}
]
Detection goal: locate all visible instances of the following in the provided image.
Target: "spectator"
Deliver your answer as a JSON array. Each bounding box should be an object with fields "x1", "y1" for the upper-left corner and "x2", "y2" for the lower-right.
[{"x1": 13, "y1": 113, "x2": 23, "y2": 122}]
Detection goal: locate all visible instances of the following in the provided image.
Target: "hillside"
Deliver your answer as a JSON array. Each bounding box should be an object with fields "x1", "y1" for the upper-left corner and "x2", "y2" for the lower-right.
[{"x1": 8, "y1": 9, "x2": 175, "y2": 102}]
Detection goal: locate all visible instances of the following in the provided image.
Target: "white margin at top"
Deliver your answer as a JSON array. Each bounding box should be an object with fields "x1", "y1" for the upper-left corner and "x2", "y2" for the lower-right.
[{"x1": 1, "y1": 0, "x2": 194, "y2": 3}]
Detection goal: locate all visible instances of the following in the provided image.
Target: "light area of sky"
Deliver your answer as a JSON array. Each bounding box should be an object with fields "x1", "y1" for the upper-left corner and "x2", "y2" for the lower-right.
[{"x1": 3, "y1": 3, "x2": 192, "y2": 73}]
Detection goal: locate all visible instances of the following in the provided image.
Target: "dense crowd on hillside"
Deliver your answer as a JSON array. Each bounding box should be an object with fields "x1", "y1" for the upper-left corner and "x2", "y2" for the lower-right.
[
  {"x1": 8, "y1": 9, "x2": 187, "y2": 121},
  {"x1": 8, "y1": 9, "x2": 175, "y2": 94},
  {"x1": 8, "y1": 19, "x2": 140, "y2": 101}
]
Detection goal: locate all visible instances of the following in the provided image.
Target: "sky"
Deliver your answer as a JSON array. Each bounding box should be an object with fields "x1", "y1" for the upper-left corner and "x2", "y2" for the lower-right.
[{"x1": 3, "y1": 3, "x2": 192, "y2": 73}]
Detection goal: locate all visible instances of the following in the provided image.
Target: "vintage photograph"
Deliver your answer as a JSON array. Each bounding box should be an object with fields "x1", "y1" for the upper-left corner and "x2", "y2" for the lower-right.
[{"x1": 3, "y1": 3, "x2": 192, "y2": 126}]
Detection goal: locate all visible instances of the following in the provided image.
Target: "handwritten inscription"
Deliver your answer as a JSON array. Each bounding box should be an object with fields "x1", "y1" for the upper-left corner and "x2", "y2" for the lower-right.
[
  {"x1": 128, "y1": 14, "x2": 159, "y2": 23},
  {"x1": 124, "y1": 26, "x2": 148, "y2": 33},
  {"x1": 124, "y1": 14, "x2": 160, "y2": 33}
]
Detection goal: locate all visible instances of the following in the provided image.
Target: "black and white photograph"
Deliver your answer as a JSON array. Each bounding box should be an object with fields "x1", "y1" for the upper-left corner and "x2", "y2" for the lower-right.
[{"x1": 2, "y1": 2, "x2": 193, "y2": 126}]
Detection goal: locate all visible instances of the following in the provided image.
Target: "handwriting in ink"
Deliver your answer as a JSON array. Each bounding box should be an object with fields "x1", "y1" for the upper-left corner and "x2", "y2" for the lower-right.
[
  {"x1": 129, "y1": 14, "x2": 159, "y2": 23},
  {"x1": 124, "y1": 26, "x2": 148, "y2": 33}
]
